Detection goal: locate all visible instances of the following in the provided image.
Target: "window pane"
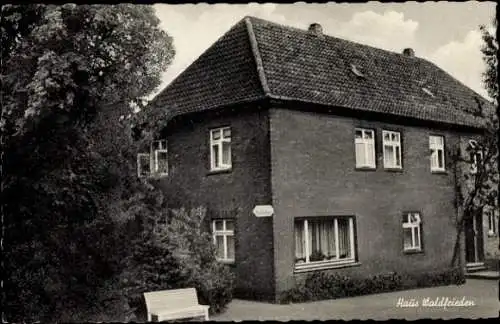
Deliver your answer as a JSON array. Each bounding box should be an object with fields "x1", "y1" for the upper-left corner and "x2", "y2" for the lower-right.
[
  {"x1": 337, "y1": 218, "x2": 351, "y2": 259},
  {"x1": 414, "y1": 228, "x2": 421, "y2": 249},
  {"x1": 222, "y1": 142, "x2": 231, "y2": 165},
  {"x1": 403, "y1": 228, "x2": 413, "y2": 249},
  {"x1": 307, "y1": 219, "x2": 337, "y2": 262},
  {"x1": 212, "y1": 144, "x2": 219, "y2": 168},
  {"x1": 226, "y1": 235, "x2": 235, "y2": 260},
  {"x1": 384, "y1": 145, "x2": 394, "y2": 166},
  {"x1": 225, "y1": 220, "x2": 234, "y2": 231},
  {"x1": 139, "y1": 154, "x2": 151, "y2": 176},
  {"x1": 156, "y1": 151, "x2": 168, "y2": 174},
  {"x1": 212, "y1": 130, "x2": 221, "y2": 140},
  {"x1": 223, "y1": 128, "x2": 231, "y2": 139},
  {"x1": 395, "y1": 146, "x2": 401, "y2": 166},
  {"x1": 308, "y1": 220, "x2": 329, "y2": 262},
  {"x1": 295, "y1": 221, "x2": 305, "y2": 261},
  {"x1": 153, "y1": 139, "x2": 167, "y2": 150},
  {"x1": 355, "y1": 142, "x2": 366, "y2": 166},
  {"x1": 409, "y1": 214, "x2": 418, "y2": 223},
  {"x1": 366, "y1": 143, "x2": 375, "y2": 167},
  {"x1": 437, "y1": 150, "x2": 444, "y2": 168},
  {"x1": 391, "y1": 133, "x2": 397, "y2": 141},
  {"x1": 215, "y1": 236, "x2": 224, "y2": 259},
  {"x1": 214, "y1": 220, "x2": 223, "y2": 231},
  {"x1": 430, "y1": 150, "x2": 437, "y2": 169},
  {"x1": 355, "y1": 130, "x2": 363, "y2": 139},
  {"x1": 384, "y1": 132, "x2": 390, "y2": 141},
  {"x1": 364, "y1": 130, "x2": 373, "y2": 139}
]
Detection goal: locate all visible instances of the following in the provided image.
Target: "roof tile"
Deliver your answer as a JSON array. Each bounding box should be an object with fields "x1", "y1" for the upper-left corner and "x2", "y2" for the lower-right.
[{"x1": 147, "y1": 16, "x2": 492, "y2": 129}]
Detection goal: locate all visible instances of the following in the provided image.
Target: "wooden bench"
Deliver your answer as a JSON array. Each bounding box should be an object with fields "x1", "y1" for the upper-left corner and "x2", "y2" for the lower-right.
[{"x1": 144, "y1": 288, "x2": 210, "y2": 322}]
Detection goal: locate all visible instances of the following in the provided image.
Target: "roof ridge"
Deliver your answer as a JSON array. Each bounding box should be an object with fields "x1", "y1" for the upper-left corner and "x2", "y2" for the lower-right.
[
  {"x1": 245, "y1": 15, "x2": 425, "y2": 61},
  {"x1": 244, "y1": 17, "x2": 270, "y2": 95}
]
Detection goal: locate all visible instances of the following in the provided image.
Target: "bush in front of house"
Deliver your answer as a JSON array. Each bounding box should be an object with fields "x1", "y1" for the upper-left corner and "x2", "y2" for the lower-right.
[
  {"x1": 279, "y1": 267, "x2": 465, "y2": 304},
  {"x1": 167, "y1": 207, "x2": 235, "y2": 315},
  {"x1": 123, "y1": 205, "x2": 234, "y2": 319}
]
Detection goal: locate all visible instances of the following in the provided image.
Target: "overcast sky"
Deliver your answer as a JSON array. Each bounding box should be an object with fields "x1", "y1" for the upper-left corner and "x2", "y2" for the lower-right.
[{"x1": 152, "y1": 2, "x2": 496, "y2": 100}]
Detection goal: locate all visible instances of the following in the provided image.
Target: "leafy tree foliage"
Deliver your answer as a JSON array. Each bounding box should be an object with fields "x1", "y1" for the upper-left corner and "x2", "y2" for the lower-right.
[
  {"x1": 2, "y1": 4, "x2": 174, "y2": 322},
  {"x1": 450, "y1": 18, "x2": 498, "y2": 267}
]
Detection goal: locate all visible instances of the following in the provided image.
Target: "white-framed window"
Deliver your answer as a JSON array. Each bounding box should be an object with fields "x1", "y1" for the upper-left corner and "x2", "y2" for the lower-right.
[
  {"x1": 212, "y1": 219, "x2": 235, "y2": 262},
  {"x1": 210, "y1": 127, "x2": 232, "y2": 171},
  {"x1": 137, "y1": 139, "x2": 168, "y2": 178},
  {"x1": 429, "y1": 135, "x2": 445, "y2": 172},
  {"x1": 294, "y1": 217, "x2": 356, "y2": 270},
  {"x1": 137, "y1": 153, "x2": 151, "y2": 178},
  {"x1": 151, "y1": 139, "x2": 168, "y2": 175},
  {"x1": 468, "y1": 140, "x2": 483, "y2": 175},
  {"x1": 485, "y1": 208, "x2": 498, "y2": 236},
  {"x1": 354, "y1": 128, "x2": 375, "y2": 168},
  {"x1": 383, "y1": 130, "x2": 402, "y2": 169},
  {"x1": 403, "y1": 212, "x2": 422, "y2": 252}
]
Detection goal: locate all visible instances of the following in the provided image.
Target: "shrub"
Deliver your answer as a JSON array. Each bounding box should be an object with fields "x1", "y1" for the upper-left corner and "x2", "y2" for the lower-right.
[
  {"x1": 194, "y1": 262, "x2": 235, "y2": 314},
  {"x1": 123, "y1": 206, "x2": 234, "y2": 318},
  {"x1": 279, "y1": 267, "x2": 464, "y2": 304}
]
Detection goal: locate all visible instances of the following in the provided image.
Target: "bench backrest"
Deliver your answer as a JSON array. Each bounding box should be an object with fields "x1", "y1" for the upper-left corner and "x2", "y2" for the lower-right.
[{"x1": 144, "y1": 288, "x2": 200, "y2": 315}]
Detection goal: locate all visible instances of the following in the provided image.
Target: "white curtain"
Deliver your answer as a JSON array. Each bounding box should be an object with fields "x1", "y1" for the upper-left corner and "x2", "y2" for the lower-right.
[
  {"x1": 295, "y1": 221, "x2": 304, "y2": 259},
  {"x1": 308, "y1": 220, "x2": 336, "y2": 259},
  {"x1": 338, "y1": 219, "x2": 350, "y2": 258}
]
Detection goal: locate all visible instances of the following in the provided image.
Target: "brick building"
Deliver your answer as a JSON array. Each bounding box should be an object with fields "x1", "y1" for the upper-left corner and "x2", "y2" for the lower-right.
[{"x1": 138, "y1": 17, "x2": 496, "y2": 301}]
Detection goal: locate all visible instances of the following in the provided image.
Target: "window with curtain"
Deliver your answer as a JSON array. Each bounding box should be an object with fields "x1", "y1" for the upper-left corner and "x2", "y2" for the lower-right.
[
  {"x1": 429, "y1": 135, "x2": 445, "y2": 172},
  {"x1": 210, "y1": 127, "x2": 232, "y2": 171},
  {"x1": 382, "y1": 130, "x2": 402, "y2": 169},
  {"x1": 294, "y1": 217, "x2": 356, "y2": 268},
  {"x1": 151, "y1": 139, "x2": 168, "y2": 175},
  {"x1": 403, "y1": 212, "x2": 422, "y2": 252},
  {"x1": 355, "y1": 128, "x2": 375, "y2": 168},
  {"x1": 212, "y1": 219, "x2": 235, "y2": 263}
]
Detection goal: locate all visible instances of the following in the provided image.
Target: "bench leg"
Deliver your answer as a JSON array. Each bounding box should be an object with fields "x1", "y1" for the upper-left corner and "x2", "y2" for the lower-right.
[{"x1": 204, "y1": 309, "x2": 209, "y2": 321}]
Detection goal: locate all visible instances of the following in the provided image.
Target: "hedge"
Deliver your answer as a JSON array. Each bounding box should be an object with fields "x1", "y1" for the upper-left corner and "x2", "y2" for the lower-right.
[{"x1": 279, "y1": 267, "x2": 465, "y2": 304}]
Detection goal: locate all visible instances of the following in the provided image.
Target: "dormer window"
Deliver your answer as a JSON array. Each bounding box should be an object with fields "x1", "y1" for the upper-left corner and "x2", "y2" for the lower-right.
[
  {"x1": 422, "y1": 87, "x2": 434, "y2": 97},
  {"x1": 350, "y1": 64, "x2": 365, "y2": 78}
]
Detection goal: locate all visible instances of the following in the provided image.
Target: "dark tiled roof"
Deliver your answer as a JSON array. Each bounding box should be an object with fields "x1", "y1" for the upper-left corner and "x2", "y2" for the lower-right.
[{"x1": 147, "y1": 16, "x2": 493, "y2": 129}]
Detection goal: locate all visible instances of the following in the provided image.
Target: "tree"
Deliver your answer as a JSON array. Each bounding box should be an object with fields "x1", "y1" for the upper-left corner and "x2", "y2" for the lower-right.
[
  {"x1": 450, "y1": 18, "x2": 498, "y2": 268},
  {"x1": 2, "y1": 4, "x2": 174, "y2": 322},
  {"x1": 480, "y1": 19, "x2": 500, "y2": 240}
]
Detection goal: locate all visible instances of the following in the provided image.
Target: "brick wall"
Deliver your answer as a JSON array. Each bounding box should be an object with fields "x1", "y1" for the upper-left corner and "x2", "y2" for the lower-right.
[
  {"x1": 269, "y1": 107, "x2": 474, "y2": 296},
  {"x1": 158, "y1": 106, "x2": 275, "y2": 300}
]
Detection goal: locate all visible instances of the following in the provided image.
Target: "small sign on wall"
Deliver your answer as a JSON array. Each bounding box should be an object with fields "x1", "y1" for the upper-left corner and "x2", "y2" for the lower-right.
[{"x1": 252, "y1": 205, "x2": 274, "y2": 217}]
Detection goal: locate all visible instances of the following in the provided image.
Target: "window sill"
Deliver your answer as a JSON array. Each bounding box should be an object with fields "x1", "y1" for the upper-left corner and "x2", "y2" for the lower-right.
[
  {"x1": 431, "y1": 169, "x2": 447, "y2": 175},
  {"x1": 403, "y1": 249, "x2": 424, "y2": 255},
  {"x1": 216, "y1": 259, "x2": 235, "y2": 265},
  {"x1": 487, "y1": 231, "x2": 497, "y2": 237},
  {"x1": 294, "y1": 260, "x2": 360, "y2": 273},
  {"x1": 138, "y1": 173, "x2": 169, "y2": 180},
  {"x1": 355, "y1": 166, "x2": 376, "y2": 172},
  {"x1": 207, "y1": 168, "x2": 232, "y2": 176},
  {"x1": 384, "y1": 167, "x2": 403, "y2": 173}
]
